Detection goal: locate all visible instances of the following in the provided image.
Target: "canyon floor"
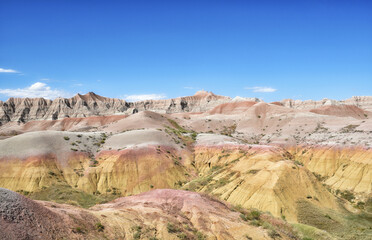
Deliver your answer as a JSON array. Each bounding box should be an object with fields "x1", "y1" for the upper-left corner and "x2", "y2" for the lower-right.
[{"x1": 0, "y1": 92, "x2": 371, "y2": 240}]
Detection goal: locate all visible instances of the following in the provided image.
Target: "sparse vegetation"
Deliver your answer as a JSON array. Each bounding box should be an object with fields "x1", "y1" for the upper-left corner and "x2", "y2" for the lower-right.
[
  {"x1": 294, "y1": 160, "x2": 303, "y2": 166},
  {"x1": 73, "y1": 227, "x2": 85, "y2": 234},
  {"x1": 340, "y1": 124, "x2": 359, "y2": 133},
  {"x1": 132, "y1": 225, "x2": 142, "y2": 239},
  {"x1": 312, "y1": 172, "x2": 327, "y2": 181},
  {"x1": 96, "y1": 222, "x2": 104, "y2": 232},
  {"x1": 26, "y1": 183, "x2": 118, "y2": 208},
  {"x1": 221, "y1": 124, "x2": 236, "y2": 136},
  {"x1": 167, "y1": 222, "x2": 180, "y2": 233},
  {"x1": 268, "y1": 229, "x2": 280, "y2": 239},
  {"x1": 248, "y1": 169, "x2": 259, "y2": 174},
  {"x1": 339, "y1": 190, "x2": 355, "y2": 202},
  {"x1": 165, "y1": 118, "x2": 198, "y2": 147}
]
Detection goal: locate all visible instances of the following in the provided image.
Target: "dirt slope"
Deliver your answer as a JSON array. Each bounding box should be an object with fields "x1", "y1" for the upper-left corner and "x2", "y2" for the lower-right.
[{"x1": 1, "y1": 188, "x2": 302, "y2": 240}]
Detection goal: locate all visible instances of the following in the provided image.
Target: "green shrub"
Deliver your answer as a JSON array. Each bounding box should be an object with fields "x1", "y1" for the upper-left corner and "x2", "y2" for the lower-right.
[
  {"x1": 294, "y1": 160, "x2": 304, "y2": 166},
  {"x1": 240, "y1": 213, "x2": 248, "y2": 221},
  {"x1": 191, "y1": 132, "x2": 198, "y2": 140},
  {"x1": 133, "y1": 232, "x2": 141, "y2": 239},
  {"x1": 73, "y1": 227, "x2": 84, "y2": 234},
  {"x1": 340, "y1": 190, "x2": 355, "y2": 202},
  {"x1": 64, "y1": 136, "x2": 70, "y2": 140},
  {"x1": 177, "y1": 232, "x2": 188, "y2": 239},
  {"x1": 268, "y1": 229, "x2": 280, "y2": 239},
  {"x1": 96, "y1": 222, "x2": 104, "y2": 232},
  {"x1": 250, "y1": 219, "x2": 261, "y2": 226},
  {"x1": 249, "y1": 210, "x2": 261, "y2": 220},
  {"x1": 196, "y1": 231, "x2": 206, "y2": 240},
  {"x1": 167, "y1": 223, "x2": 180, "y2": 233}
]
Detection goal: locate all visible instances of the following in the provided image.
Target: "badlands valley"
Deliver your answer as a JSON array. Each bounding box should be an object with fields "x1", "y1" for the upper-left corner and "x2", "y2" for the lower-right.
[{"x1": 0, "y1": 91, "x2": 371, "y2": 240}]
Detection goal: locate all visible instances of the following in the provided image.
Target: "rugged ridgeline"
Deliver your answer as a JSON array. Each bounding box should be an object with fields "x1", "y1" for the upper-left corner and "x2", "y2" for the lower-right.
[
  {"x1": 1, "y1": 90, "x2": 371, "y2": 125},
  {"x1": 279, "y1": 96, "x2": 372, "y2": 111},
  {"x1": 0, "y1": 91, "x2": 233, "y2": 125}
]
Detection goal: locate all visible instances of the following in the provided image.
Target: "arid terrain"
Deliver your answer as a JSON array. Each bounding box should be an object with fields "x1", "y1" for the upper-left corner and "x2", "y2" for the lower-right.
[{"x1": 0, "y1": 91, "x2": 371, "y2": 240}]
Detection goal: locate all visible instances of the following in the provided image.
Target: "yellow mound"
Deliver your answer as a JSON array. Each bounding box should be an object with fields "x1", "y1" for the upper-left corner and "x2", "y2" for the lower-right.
[{"x1": 185, "y1": 145, "x2": 340, "y2": 222}]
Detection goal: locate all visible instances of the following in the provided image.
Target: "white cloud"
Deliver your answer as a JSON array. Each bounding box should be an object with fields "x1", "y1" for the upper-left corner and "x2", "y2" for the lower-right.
[
  {"x1": 184, "y1": 86, "x2": 195, "y2": 89},
  {"x1": 245, "y1": 86, "x2": 277, "y2": 93},
  {"x1": 0, "y1": 68, "x2": 18, "y2": 73},
  {"x1": 72, "y1": 83, "x2": 83, "y2": 87},
  {"x1": 123, "y1": 93, "x2": 167, "y2": 102},
  {"x1": 0, "y1": 82, "x2": 71, "y2": 99}
]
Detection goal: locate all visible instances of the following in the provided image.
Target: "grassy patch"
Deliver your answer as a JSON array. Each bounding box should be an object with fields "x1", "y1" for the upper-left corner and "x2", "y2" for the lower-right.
[
  {"x1": 165, "y1": 118, "x2": 198, "y2": 147},
  {"x1": 182, "y1": 164, "x2": 227, "y2": 192},
  {"x1": 132, "y1": 225, "x2": 142, "y2": 239},
  {"x1": 293, "y1": 223, "x2": 334, "y2": 240},
  {"x1": 296, "y1": 199, "x2": 372, "y2": 239},
  {"x1": 27, "y1": 183, "x2": 118, "y2": 208},
  {"x1": 221, "y1": 124, "x2": 237, "y2": 137},
  {"x1": 167, "y1": 222, "x2": 181, "y2": 233},
  {"x1": 340, "y1": 124, "x2": 360, "y2": 133}
]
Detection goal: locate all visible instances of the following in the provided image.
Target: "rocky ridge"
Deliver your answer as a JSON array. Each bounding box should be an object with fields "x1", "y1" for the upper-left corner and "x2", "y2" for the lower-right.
[
  {"x1": 0, "y1": 91, "x2": 231, "y2": 125},
  {"x1": 2, "y1": 90, "x2": 371, "y2": 125},
  {"x1": 280, "y1": 96, "x2": 372, "y2": 111}
]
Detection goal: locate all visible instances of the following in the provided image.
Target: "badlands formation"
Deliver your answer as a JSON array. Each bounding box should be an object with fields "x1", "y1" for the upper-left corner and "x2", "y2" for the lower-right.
[{"x1": 0, "y1": 91, "x2": 372, "y2": 240}]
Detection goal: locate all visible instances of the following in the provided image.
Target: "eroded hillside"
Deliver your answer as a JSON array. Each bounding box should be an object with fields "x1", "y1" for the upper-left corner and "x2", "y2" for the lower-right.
[{"x1": 1, "y1": 93, "x2": 372, "y2": 240}]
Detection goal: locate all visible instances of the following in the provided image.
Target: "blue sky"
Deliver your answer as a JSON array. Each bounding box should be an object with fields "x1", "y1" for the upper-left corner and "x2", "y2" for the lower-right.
[{"x1": 0, "y1": 0, "x2": 371, "y2": 102}]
